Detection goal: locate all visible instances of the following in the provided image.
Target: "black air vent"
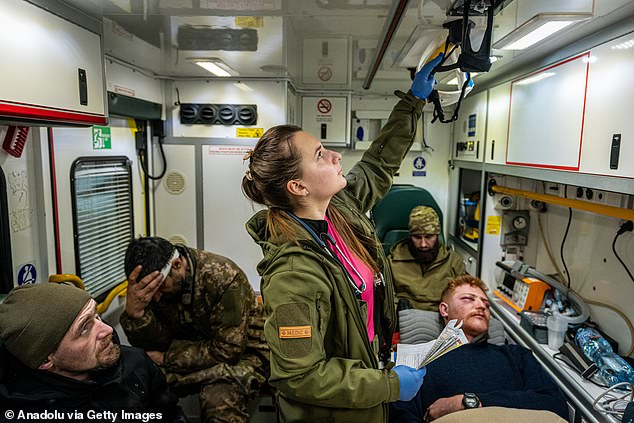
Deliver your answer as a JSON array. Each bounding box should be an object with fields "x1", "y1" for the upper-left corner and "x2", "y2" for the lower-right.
[
  {"x1": 177, "y1": 26, "x2": 258, "y2": 51},
  {"x1": 200, "y1": 106, "x2": 216, "y2": 121},
  {"x1": 179, "y1": 104, "x2": 257, "y2": 126},
  {"x1": 180, "y1": 104, "x2": 198, "y2": 121},
  {"x1": 218, "y1": 106, "x2": 236, "y2": 124},
  {"x1": 239, "y1": 107, "x2": 256, "y2": 123}
]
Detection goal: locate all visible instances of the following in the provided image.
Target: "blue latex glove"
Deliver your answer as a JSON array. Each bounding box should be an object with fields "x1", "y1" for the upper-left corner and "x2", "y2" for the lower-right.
[
  {"x1": 410, "y1": 53, "x2": 444, "y2": 100},
  {"x1": 393, "y1": 365, "x2": 427, "y2": 401}
]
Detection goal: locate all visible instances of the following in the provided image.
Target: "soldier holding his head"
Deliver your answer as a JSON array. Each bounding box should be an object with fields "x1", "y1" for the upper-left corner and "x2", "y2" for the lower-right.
[
  {"x1": 389, "y1": 206, "x2": 466, "y2": 311},
  {"x1": 121, "y1": 237, "x2": 269, "y2": 423}
]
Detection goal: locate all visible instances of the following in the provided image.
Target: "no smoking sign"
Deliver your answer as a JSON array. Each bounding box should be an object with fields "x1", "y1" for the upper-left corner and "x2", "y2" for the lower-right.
[{"x1": 317, "y1": 98, "x2": 332, "y2": 114}]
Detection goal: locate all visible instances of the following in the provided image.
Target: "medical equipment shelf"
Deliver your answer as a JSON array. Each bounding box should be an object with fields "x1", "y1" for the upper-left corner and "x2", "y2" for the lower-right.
[{"x1": 490, "y1": 297, "x2": 620, "y2": 423}]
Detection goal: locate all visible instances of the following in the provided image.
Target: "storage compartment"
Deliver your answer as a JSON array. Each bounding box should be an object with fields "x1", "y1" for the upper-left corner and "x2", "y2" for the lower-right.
[
  {"x1": 0, "y1": 0, "x2": 106, "y2": 126},
  {"x1": 302, "y1": 38, "x2": 350, "y2": 87},
  {"x1": 506, "y1": 53, "x2": 588, "y2": 170},
  {"x1": 455, "y1": 168, "x2": 482, "y2": 251},
  {"x1": 580, "y1": 33, "x2": 634, "y2": 178}
]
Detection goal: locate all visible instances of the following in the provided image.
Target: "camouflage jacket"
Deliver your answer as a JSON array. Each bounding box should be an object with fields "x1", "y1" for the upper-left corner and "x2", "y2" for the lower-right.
[{"x1": 120, "y1": 247, "x2": 267, "y2": 378}]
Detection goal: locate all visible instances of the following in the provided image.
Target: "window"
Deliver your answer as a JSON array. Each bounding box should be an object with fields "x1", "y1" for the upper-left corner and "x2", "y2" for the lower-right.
[
  {"x1": 0, "y1": 166, "x2": 13, "y2": 293},
  {"x1": 71, "y1": 157, "x2": 133, "y2": 297}
]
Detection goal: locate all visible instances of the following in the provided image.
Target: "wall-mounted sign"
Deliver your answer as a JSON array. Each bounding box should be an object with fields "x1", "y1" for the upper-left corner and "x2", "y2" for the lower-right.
[
  {"x1": 301, "y1": 96, "x2": 348, "y2": 146},
  {"x1": 236, "y1": 128, "x2": 263, "y2": 138},
  {"x1": 17, "y1": 263, "x2": 36, "y2": 285},
  {"x1": 92, "y1": 126, "x2": 111, "y2": 149},
  {"x1": 412, "y1": 155, "x2": 427, "y2": 177},
  {"x1": 468, "y1": 113, "x2": 476, "y2": 137}
]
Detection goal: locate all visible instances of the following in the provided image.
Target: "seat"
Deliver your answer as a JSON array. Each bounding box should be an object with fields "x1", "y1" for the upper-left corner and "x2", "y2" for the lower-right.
[{"x1": 371, "y1": 184, "x2": 444, "y2": 255}]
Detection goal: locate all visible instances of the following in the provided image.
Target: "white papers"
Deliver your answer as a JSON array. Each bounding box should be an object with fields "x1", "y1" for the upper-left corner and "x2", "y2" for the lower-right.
[{"x1": 395, "y1": 319, "x2": 469, "y2": 369}]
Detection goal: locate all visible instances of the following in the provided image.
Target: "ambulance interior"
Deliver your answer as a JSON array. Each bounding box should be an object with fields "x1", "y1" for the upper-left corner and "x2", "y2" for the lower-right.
[{"x1": 1, "y1": 0, "x2": 633, "y2": 422}]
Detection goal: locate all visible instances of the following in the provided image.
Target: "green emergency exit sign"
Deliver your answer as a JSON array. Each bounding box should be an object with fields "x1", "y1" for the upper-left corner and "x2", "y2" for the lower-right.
[{"x1": 92, "y1": 126, "x2": 111, "y2": 149}]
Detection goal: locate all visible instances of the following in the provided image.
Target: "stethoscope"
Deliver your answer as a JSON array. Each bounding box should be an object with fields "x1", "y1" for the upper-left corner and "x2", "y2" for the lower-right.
[{"x1": 286, "y1": 211, "x2": 367, "y2": 297}]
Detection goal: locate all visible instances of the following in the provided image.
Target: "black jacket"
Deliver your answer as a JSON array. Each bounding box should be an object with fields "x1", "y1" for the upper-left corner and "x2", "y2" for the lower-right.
[
  {"x1": 390, "y1": 342, "x2": 569, "y2": 421},
  {"x1": 0, "y1": 344, "x2": 187, "y2": 422}
]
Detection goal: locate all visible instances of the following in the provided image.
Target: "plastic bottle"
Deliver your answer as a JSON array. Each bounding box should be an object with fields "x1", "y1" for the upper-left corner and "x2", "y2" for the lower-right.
[{"x1": 575, "y1": 327, "x2": 634, "y2": 385}]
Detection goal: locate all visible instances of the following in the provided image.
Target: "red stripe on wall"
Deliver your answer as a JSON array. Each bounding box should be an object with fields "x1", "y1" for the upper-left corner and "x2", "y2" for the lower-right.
[
  {"x1": 0, "y1": 102, "x2": 106, "y2": 126},
  {"x1": 47, "y1": 128, "x2": 63, "y2": 273}
]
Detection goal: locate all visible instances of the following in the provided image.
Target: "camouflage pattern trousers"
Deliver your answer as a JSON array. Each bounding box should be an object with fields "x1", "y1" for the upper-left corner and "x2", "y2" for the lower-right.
[{"x1": 167, "y1": 352, "x2": 269, "y2": 423}]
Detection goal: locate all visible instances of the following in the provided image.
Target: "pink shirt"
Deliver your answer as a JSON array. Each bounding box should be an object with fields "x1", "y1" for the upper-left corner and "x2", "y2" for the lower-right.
[{"x1": 326, "y1": 216, "x2": 375, "y2": 342}]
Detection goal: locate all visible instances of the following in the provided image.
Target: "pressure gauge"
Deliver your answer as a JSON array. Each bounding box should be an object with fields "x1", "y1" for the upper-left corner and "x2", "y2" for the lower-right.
[{"x1": 512, "y1": 215, "x2": 528, "y2": 230}]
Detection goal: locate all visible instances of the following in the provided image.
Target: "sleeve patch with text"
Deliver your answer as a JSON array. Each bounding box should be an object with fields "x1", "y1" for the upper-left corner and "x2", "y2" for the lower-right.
[{"x1": 279, "y1": 325, "x2": 311, "y2": 339}]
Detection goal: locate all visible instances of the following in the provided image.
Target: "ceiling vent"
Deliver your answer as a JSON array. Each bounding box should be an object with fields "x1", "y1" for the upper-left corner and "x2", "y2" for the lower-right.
[
  {"x1": 179, "y1": 104, "x2": 257, "y2": 125},
  {"x1": 177, "y1": 26, "x2": 258, "y2": 51}
]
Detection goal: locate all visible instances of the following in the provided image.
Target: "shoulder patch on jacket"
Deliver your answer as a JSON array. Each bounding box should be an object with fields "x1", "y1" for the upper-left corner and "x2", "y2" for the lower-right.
[{"x1": 276, "y1": 303, "x2": 312, "y2": 357}]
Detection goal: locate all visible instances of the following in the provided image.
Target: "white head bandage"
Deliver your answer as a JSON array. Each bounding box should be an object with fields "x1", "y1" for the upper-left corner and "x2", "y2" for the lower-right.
[{"x1": 160, "y1": 249, "x2": 180, "y2": 281}]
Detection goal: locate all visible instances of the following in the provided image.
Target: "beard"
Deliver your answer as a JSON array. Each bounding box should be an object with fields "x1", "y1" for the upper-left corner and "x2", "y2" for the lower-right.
[
  {"x1": 408, "y1": 239, "x2": 440, "y2": 264},
  {"x1": 94, "y1": 334, "x2": 121, "y2": 370},
  {"x1": 462, "y1": 312, "x2": 490, "y2": 339}
]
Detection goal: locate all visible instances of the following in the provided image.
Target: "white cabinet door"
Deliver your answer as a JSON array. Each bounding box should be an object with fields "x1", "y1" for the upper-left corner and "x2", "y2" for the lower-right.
[
  {"x1": 0, "y1": 0, "x2": 106, "y2": 125},
  {"x1": 506, "y1": 53, "x2": 588, "y2": 170},
  {"x1": 485, "y1": 83, "x2": 511, "y2": 164},
  {"x1": 580, "y1": 34, "x2": 634, "y2": 178}
]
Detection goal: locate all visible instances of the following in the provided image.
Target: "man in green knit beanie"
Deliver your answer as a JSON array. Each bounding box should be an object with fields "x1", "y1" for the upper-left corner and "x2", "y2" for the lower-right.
[{"x1": 0, "y1": 282, "x2": 187, "y2": 421}]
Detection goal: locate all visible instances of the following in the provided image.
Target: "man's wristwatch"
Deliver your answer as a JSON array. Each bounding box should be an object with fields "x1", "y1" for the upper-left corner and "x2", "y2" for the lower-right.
[{"x1": 462, "y1": 392, "x2": 480, "y2": 409}]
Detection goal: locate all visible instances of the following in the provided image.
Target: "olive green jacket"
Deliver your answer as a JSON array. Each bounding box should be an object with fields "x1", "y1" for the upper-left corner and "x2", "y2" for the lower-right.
[
  {"x1": 389, "y1": 239, "x2": 466, "y2": 311},
  {"x1": 245, "y1": 91, "x2": 425, "y2": 422}
]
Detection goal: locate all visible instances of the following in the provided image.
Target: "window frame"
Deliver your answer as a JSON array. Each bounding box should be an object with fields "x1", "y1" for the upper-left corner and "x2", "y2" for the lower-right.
[{"x1": 70, "y1": 156, "x2": 134, "y2": 298}]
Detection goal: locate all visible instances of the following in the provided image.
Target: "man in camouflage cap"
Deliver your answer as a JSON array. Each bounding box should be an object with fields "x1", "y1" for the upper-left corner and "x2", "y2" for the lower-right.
[
  {"x1": 388, "y1": 206, "x2": 466, "y2": 311},
  {"x1": 120, "y1": 237, "x2": 269, "y2": 423}
]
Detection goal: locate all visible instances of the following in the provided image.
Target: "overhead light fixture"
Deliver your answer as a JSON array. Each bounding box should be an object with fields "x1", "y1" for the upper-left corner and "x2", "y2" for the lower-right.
[
  {"x1": 493, "y1": 14, "x2": 591, "y2": 50},
  {"x1": 611, "y1": 38, "x2": 634, "y2": 50},
  {"x1": 515, "y1": 72, "x2": 555, "y2": 86},
  {"x1": 188, "y1": 58, "x2": 238, "y2": 77},
  {"x1": 233, "y1": 82, "x2": 253, "y2": 92},
  {"x1": 441, "y1": 72, "x2": 478, "y2": 87}
]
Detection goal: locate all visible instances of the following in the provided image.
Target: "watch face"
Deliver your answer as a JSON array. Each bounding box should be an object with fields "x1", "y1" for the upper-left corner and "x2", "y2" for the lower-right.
[{"x1": 462, "y1": 393, "x2": 480, "y2": 409}]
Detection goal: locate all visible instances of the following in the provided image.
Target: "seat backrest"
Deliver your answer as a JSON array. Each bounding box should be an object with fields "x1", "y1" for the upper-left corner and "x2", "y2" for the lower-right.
[
  {"x1": 371, "y1": 185, "x2": 444, "y2": 255},
  {"x1": 398, "y1": 308, "x2": 507, "y2": 346}
]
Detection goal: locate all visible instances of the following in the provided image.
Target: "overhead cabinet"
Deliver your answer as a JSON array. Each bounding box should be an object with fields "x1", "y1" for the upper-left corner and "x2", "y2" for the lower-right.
[
  {"x1": 463, "y1": 31, "x2": 634, "y2": 181},
  {"x1": 506, "y1": 53, "x2": 588, "y2": 171},
  {"x1": 580, "y1": 33, "x2": 634, "y2": 179},
  {"x1": 0, "y1": 0, "x2": 106, "y2": 126}
]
